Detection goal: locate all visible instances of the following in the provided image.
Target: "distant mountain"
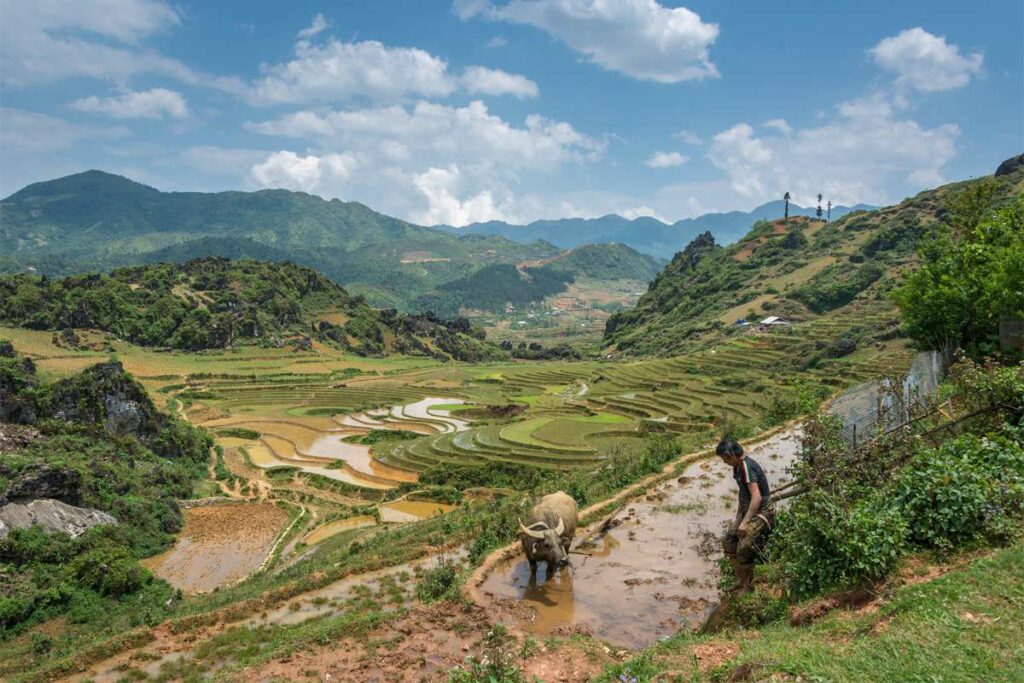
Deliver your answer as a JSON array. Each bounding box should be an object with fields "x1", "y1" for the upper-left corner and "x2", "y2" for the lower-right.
[
  {"x1": 0, "y1": 171, "x2": 580, "y2": 310},
  {"x1": 436, "y1": 200, "x2": 875, "y2": 258}
]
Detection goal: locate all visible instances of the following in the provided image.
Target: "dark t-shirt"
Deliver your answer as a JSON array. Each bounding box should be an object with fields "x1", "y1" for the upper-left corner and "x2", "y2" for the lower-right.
[{"x1": 733, "y1": 456, "x2": 771, "y2": 514}]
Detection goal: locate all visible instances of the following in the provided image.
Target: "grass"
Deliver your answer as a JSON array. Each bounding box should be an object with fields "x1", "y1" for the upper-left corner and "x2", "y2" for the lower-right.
[{"x1": 599, "y1": 542, "x2": 1024, "y2": 682}]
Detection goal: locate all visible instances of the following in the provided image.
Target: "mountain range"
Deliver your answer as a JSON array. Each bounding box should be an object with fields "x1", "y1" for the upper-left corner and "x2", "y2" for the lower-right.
[
  {"x1": 0, "y1": 171, "x2": 660, "y2": 312},
  {"x1": 437, "y1": 200, "x2": 875, "y2": 256}
]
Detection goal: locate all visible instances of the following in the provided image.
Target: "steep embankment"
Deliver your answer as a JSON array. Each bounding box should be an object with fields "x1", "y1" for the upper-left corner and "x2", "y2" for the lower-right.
[
  {"x1": 604, "y1": 164, "x2": 1024, "y2": 356},
  {"x1": 0, "y1": 258, "x2": 505, "y2": 360}
]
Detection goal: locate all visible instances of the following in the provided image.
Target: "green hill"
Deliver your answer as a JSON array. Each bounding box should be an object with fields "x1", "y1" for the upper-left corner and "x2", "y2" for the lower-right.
[
  {"x1": 0, "y1": 258, "x2": 505, "y2": 361},
  {"x1": 0, "y1": 171, "x2": 647, "y2": 311},
  {"x1": 604, "y1": 162, "x2": 1024, "y2": 356}
]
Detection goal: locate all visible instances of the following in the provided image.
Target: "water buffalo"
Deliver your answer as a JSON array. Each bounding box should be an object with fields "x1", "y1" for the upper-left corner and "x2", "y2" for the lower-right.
[{"x1": 519, "y1": 491, "x2": 578, "y2": 572}]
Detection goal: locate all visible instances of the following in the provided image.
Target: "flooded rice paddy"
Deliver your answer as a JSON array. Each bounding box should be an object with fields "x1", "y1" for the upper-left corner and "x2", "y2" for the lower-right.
[{"x1": 478, "y1": 429, "x2": 801, "y2": 649}]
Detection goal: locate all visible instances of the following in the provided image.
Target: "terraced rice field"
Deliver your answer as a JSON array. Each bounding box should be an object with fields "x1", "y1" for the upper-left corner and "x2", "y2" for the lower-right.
[{"x1": 1, "y1": 300, "x2": 912, "y2": 554}]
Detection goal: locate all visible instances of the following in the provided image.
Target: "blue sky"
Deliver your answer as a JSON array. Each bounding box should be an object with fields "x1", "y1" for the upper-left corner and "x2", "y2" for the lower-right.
[{"x1": 1, "y1": 0, "x2": 1021, "y2": 225}]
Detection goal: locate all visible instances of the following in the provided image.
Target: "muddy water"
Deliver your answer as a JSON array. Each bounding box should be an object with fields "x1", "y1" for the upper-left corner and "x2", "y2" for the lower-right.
[
  {"x1": 399, "y1": 397, "x2": 470, "y2": 432},
  {"x1": 303, "y1": 515, "x2": 377, "y2": 544},
  {"x1": 380, "y1": 500, "x2": 457, "y2": 523},
  {"x1": 479, "y1": 429, "x2": 800, "y2": 649},
  {"x1": 143, "y1": 502, "x2": 290, "y2": 594}
]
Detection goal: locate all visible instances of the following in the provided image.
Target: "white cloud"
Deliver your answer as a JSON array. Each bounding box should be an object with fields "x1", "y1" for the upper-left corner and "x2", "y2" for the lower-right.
[
  {"x1": 486, "y1": 36, "x2": 508, "y2": 47},
  {"x1": 71, "y1": 88, "x2": 189, "y2": 119},
  {"x1": 248, "y1": 36, "x2": 539, "y2": 104},
  {"x1": 413, "y1": 165, "x2": 511, "y2": 224},
  {"x1": 762, "y1": 118, "x2": 792, "y2": 134},
  {"x1": 297, "y1": 13, "x2": 329, "y2": 39},
  {"x1": 244, "y1": 100, "x2": 604, "y2": 225},
  {"x1": 459, "y1": 0, "x2": 719, "y2": 83},
  {"x1": 672, "y1": 130, "x2": 702, "y2": 146},
  {"x1": 707, "y1": 93, "x2": 959, "y2": 207},
  {"x1": 0, "y1": 0, "x2": 242, "y2": 92},
  {"x1": 620, "y1": 205, "x2": 667, "y2": 221},
  {"x1": 248, "y1": 151, "x2": 359, "y2": 194},
  {"x1": 870, "y1": 28, "x2": 983, "y2": 92},
  {"x1": 460, "y1": 66, "x2": 539, "y2": 98},
  {"x1": 645, "y1": 151, "x2": 688, "y2": 168}
]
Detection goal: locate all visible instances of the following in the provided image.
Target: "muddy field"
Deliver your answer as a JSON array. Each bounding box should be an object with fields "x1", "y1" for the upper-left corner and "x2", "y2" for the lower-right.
[
  {"x1": 476, "y1": 430, "x2": 800, "y2": 649},
  {"x1": 143, "y1": 502, "x2": 291, "y2": 594}
]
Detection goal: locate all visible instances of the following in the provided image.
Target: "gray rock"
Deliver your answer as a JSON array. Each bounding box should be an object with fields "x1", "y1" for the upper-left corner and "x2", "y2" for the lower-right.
[
  {"x1": 0, "y1": 499, "x2": 116, "y2": 540},
  {"x1": 0, "y1": 462, "x2": 81, "y2": 506},
  {"x1": 995, "y1": 154, "x2": 1024, "y2": 177}
]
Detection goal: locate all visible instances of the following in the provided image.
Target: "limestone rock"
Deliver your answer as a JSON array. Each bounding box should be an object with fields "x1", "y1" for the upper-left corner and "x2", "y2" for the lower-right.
[{"x1": 0, "y1": 498, "x2": 116, "y2": 540}]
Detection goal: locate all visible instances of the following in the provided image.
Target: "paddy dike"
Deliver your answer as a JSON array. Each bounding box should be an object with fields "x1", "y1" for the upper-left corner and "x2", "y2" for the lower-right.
[{"x1": 475, "y1": 429, "x2": 800, "y2": 649}]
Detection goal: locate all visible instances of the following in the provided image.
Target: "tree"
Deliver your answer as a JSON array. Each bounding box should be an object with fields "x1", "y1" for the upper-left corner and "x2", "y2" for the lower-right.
[
  {"x1": 892, "y1": 195, "x2": 1024, "y2": 356},
  {"x1": 816, "y1": 194, "x2": 824, "y2": 220},
  {"x1": 783, "y1": 192, "x2": 791, "y2": 219},
  {"x1": 827, "y1": 200, "x2": 832, "y2": 223}
]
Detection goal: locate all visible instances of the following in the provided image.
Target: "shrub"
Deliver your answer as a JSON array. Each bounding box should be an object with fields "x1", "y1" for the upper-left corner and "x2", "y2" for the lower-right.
[
  {"x1": 772, "y1": 490, "x2": 909, "y2": 598},
  {"x1": 416, "y1": 557, "x2": 459, "y2": 602},
  {"x1": 894, "y1": 433, "x2": 1024, "y2": 551},
  {"x1": 725, "y1": 590, "x2": 788, "y2": 628}
]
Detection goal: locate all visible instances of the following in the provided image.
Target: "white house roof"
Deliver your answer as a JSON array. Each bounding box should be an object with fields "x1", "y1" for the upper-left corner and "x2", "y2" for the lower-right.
[{"x1": 760, "y1": 316, "x2": 789, "y2": 325}]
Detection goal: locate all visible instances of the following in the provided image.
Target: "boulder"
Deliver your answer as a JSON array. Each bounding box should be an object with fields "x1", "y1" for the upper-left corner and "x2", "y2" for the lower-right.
[{"x1": 0, "y1": 499, "x2": 116, "y2": 540}]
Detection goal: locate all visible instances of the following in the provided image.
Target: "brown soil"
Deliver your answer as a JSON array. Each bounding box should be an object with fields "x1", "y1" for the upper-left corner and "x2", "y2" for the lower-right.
[{"x1": 692, "y1": 641, "x2": 741, "y2": 671}]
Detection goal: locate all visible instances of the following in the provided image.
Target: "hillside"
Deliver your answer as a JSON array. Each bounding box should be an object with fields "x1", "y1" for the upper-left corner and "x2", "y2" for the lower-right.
[
  {"x1": 0, "y1": 172, "x2": 658, "y2": 313},
  {"x1": 604, "y1": 161, "x2": 1024, "y2": 356},
  {"x1": 0, "y1": 258, "x2": 505, "y2": 361},
  {"x1": 438, "y1": 201, "x2": 873, "y2": 256}
]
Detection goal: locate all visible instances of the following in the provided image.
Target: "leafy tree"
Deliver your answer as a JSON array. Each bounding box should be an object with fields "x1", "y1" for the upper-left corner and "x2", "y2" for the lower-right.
[
  {"x1": 893, "y1": 196, "x2": 1024, "y2": 356},
  {"x1": 783, "y1": 191, "x2": 791, "y2": 219}
]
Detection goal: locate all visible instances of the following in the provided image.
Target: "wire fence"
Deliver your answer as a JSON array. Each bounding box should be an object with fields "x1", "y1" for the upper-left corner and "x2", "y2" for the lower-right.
[{"x1": 828, "y1": 350, "x2": 948, "y2": 447}]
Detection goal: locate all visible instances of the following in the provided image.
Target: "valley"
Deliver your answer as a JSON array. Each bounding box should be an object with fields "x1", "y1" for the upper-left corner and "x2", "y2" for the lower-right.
[{"x1": 0, "y1": 163, "x2": 1021, "y2": 683}]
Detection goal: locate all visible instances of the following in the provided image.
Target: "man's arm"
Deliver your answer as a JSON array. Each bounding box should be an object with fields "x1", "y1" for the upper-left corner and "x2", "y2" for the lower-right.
[{"x1": 738, "y1": 482, "x2": 761, "y2": 534}]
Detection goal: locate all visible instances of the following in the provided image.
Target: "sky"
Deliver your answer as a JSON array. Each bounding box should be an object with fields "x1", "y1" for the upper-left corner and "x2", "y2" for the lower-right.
[{"x1": 1, "y1": 0, "x2": 1021, "y2": 226}]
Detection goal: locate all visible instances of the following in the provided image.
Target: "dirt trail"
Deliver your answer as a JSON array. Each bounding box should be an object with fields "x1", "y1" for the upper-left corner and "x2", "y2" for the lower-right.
[{"x1": 472, "y1": 428, "x2": 801, "y2": 649}]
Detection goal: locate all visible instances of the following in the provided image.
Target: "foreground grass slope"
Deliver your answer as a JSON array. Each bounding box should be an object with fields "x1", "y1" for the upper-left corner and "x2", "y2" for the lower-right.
[{"x1": 603, "y1": 543, "x2": 1024, "y2": 682}]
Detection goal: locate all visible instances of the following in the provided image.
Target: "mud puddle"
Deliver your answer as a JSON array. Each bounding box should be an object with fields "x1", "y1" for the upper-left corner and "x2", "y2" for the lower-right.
[
  {"x1": 478, "y1": 429, "x2": 800, "y2": 649},
  {"x1": 142, "y1": 502, "x2": 290, "y2": 594}
]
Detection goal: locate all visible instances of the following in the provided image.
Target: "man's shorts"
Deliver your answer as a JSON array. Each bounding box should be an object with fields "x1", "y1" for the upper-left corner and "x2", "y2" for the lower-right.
[{"x1": 722, "y1": 510, "x2": 774, "y2": 565}]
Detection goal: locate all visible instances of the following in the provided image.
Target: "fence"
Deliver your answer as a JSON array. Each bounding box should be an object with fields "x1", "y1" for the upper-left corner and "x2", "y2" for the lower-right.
[{"x1": 828, "y1": 350, "x2": 948, "y2": 446}]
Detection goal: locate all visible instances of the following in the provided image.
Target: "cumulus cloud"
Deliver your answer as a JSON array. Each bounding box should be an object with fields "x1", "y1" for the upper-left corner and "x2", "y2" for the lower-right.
[
  {"x1": 707, "y1": 93, "x2": 959, "y2": 206},
  {"x1": 0, "y1": 0, "x2": 241, "y2": 92},
  {"x1": 645, "y1": 151, "x2": 688, "y2": 168},
  {"x1": 248, "y1": 36, "x2": 539, "y2": 104},
  {"x1": 71, "y1": 88, "x2": 189, "y2": 119},
  {"x1": 457, "y1": 0, "x2": 719, "y2": 83},
  {"x1": 486, "y1": 36, "x2": 508, "y2": 48},
  {"x1": 244, "y1": 100, "x2": 604, "y2": 224},
  {"x1": 870, "y1": 28, "x2": 983, "y2": 92},
  {"x1": 762, "y1": 118, "x2": 792, "y2": 134},
  {"x1": 297, "y1": 13, "x2": 329, "y2": 39},
  {"x1": 247, "y1": 151, "x2": 359, "y2": 194},
  {"x1": 460, "y1": 66, "x2": 539, "y2": 98}
]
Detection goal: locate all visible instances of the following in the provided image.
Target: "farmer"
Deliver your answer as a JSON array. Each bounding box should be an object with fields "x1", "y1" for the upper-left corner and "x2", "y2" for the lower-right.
[{"x1": 716, "y1": 438, "x2": 773, "y2": 593}]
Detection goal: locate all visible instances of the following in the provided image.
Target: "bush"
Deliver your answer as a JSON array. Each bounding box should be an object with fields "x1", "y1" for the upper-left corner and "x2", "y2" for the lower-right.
[
  {"x1": 772, "y1": 490, "x2": 909, "y2": 598},
  {"x1": 725, "y1": 590, "x2": 788, "y2": 628},
  {"x1": 894, "y1": 433, "x2": 1024, "y2": 551},
  {"x1": 416, "y1": 557, "x2": 459, "y2": 602}
]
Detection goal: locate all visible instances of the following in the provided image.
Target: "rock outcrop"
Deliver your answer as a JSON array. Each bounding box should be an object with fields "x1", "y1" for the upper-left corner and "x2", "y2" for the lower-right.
[
  {"x1": 995, "y1": 154, "x2": 1024, "y2": 177},
  {"x1": 0, "y1": 462, "x2": 81, "y2": 507},
  {"x1": 0, "y1": 499, "x2": 116, "y2": 540}
]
